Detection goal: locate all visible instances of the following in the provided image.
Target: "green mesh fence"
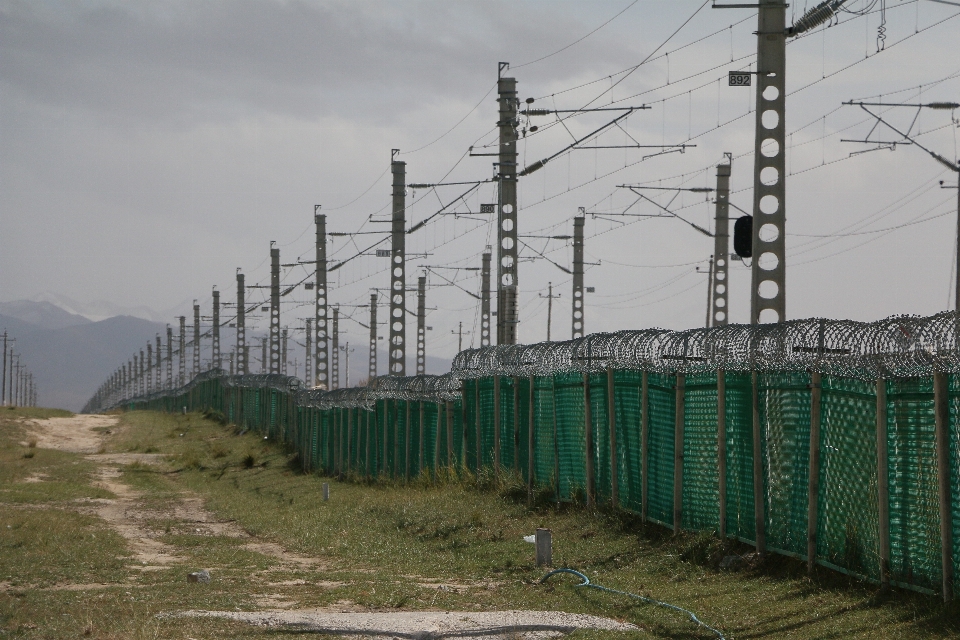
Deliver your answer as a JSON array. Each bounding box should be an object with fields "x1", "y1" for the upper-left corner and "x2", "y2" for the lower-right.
[
  {"x1": 420, "y1": 401, "x2": 437, "y2": 478},
  {"x1": 531, "y1": 376, "x2": 557, "y2": 494},
  {"x1": 886, "y1": 376, "x2": 940, "y2": 591},
  {"x1": 126, "y1": 363, "x2": 960, "y2": 598},
  {"x1": 683, "y1": 372, "x2": 720, "y2": 533},
  {"x1": 589, "y1": 373, "x2": 611, "y2": 505},
  {"x1": 515, "y1": 378, "x2": 531, "y2": 484},
  {"x1": 462, "y1": 379, "x2": 479, "y2": 473},
  {"x1": 646, "y1": 373, "x2": 675, "y2": 527},
  {"x1": 950, "y1": 374, "x2": 960, "y2": 586},
  {"x1": 478, "y1": 378, "x2": 495, "y2": 471},
  {"x1": 760, "y1": 371, "x2": 811, "y2": 559},
  {"x1": 554, "y1": 372, "x2": 586, "y2": 502},
  {"x1": 818, "y1": 375, "x2": 879, "y2": 579},
  {"x1": 725, "y1": 371, "x2": 755, "y2": 543},
  {"x1": 497, "y1": 377, "x2": 516, "y2": 473},
  {"x1": 613, "y1": 370, "x2": 643, "y2": 514}
]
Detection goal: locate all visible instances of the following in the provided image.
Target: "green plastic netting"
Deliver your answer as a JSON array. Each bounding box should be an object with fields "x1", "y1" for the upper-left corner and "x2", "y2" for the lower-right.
[
  {"x1": 646, "y1": 373, "x2": 675, "y2": 527},
  {"x1": 129, "y1": 363, "x2": 960, "y2": 596},
  {"x1": 683, "y1": 372, "x2": 720, "y2": 533},
  {"x1": 760, "y1": 371, "x2": 810, "y2": 559}
]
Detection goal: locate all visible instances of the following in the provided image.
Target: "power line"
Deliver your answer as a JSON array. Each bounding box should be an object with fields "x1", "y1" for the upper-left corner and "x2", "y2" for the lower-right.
[{"x1": 513, "y1": 0, "x2": 640, "y2": 70}]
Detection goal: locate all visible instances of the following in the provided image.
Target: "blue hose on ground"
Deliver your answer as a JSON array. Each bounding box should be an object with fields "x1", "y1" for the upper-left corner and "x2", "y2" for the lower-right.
[{"x1": 539, "y1": 568, "x2": 726, "y2": 640}]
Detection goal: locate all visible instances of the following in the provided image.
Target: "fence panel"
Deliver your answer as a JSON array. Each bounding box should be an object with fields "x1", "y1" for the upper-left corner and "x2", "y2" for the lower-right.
[
  {"x1": 683, "y1": 372, "x2": 720, "y2": 533},
  {"x1": 554, "y1": 372, "x2": 586, "y2": 502},
  {"x1": 761, "y1": 371, "x2": 811, "y2": 559},
  {"x1": 646, "y1": 372, "x2": 675, "y2": 526},
  {"x1": 725, "y1": 371, "x2": 755, "y2": 542},
  {"x1": 886, "y1": 376, "x2": 940, "y2": 590},
  {"x1": 613, "y1": 369, "x2": 643, "y2": 513},
  {"x1": 589, "y1": 373, "x2": 611, "y2": 505},
  {"x1": 532, "y1": 376, "x2": 557, "y2": 494},
  {"x1": 818, "y1": 375, "x2": 879, "y2": 579}
]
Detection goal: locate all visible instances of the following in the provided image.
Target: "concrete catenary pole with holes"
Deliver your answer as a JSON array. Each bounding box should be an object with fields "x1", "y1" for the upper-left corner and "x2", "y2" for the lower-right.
[
  {"x1": 178, "y1": 316, "x2": 186, "y2": 386},
  {"x1": 572, "y1": 214, "x2": 585, "y2": 339},
  {"x1": 749, "y1": 0, "x2": 786, "y2": 324},
  {"x1": 166, "y1": 326, "x2": 173, "y2": 389},
  {"x1": 146, "y1": 342, "x2": 152, "y2": 395},
  {"x1": 305, "y1": 319, "x2": 313, "y2": 387},
  {"x1": 236, "y1": 272, "x2": 246, "y2": 375},
  {"x1": 192, "y1": 302, "x2": 201, "y2": 377},
  {"x1": 314, "y1": 210, "x2": 330, "y2": 389},
  {"x1": 212, "y1": 288, "x2": 221, "y2": 369},
  {"x1": 155, "y1": 335, "x2": 162, "y2": 389},
  {"x1": 270, "y1": 245, "x2": 281, "y2": 374},
  {"x1": 417, "y1": 276, "x2": 426, "y2": 375},
  {"x1": 389, "y1": 151, "x2": 407, "y2": 376},
  {"x1": 332, "y1": 306, "x2": 340, "y2": 389},
  {"x1": 1, "y1": 331, "x2": 6, "y2": 405},
  {"x1": 281, "y1": 328, "x2": 288, "y2": 375},
  {"x1": 497, "y1": 63, "x2": 519, "y2": 345},
  {"x1": 369, "y1": 294, "x2": 377, "y2": 382},
  {"x1": 481, "y1": 251, "x2": 492, "y2": 347},
  {"x1": 711, "y1": 159, "x2": 732, "y2": 326},
  {"x1": 8, "y1": 347, "x2": 14, "y2": 406},
  {"x1": 6, "y1": 342, "x2": 13, "y2": 406}
]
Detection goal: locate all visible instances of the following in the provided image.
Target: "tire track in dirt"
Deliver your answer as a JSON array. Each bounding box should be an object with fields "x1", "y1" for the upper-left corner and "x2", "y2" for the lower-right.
[
  {"x1": 25, "y1": 414, "x2": 328, "y2": 572},
  {"x1": 22, "y1": 414, "x2": 639, "y2": 638}
]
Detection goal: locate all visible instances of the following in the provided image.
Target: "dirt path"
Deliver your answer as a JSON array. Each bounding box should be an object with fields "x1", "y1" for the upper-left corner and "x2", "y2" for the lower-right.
[
  {"x1": 171, "y1": 609, "x2": 638, "y2": 638},
  {"x1": 26, "y1": 414, "x2": 327, "y2": 572},
  {"x1": 22, "y1": 414, "x2": 638, "y2": 638},
  {"x1": 24, "y1": 413, "x2": 117, "y2": 453}
]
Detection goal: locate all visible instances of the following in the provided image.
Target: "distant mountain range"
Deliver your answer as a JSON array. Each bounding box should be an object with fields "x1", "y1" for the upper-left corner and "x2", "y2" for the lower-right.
[
  {"x1": 0, "y1": 300, "x2": 452, "y2": 412},
  {"x1": 0, "y1": 303, "x2": 168, "y2": 412},
  {"x1": 6, "y1": 292, "x2": 193, "y2": 323}
]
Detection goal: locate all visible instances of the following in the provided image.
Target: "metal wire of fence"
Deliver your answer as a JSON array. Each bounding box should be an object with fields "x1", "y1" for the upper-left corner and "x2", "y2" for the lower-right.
[{"x1": 84, "y1": 311, "x2": 960, "y2": 600}]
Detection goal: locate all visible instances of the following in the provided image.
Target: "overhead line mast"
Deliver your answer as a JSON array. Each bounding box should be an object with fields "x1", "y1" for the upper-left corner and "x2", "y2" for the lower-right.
[
  {"x1": 389, "y1": 151, "x2": 407, "y2": 375},
  {"x1": 212, "y1": 288, "x2": 221, "y2": 369},
  {"x1": 305, "y1": 318, "x2": 313, "y2": 387},
  {"x1": 315, "y1": 209, "x2": 330, "y2": 389},
  {"x1": 715, "y1": 0, "x2": 852, "y2": 323},
  {"x1": 236, "y1": 271, "x2": 247, "y2": 375},
  {"x1": 192, "y1": 302, "x2": 200, "y2": 377},
  {"x1": 369, "y1": 294, "x2": 378, "y2": 382},
  {"x1": 417, "y1": 276, "x2": 427, "y2": 375},
  {"x1": 711, "y1": 156, "x2": 732, "y2": 327},
  {"x1": 572, "y1": 214, "x2": 585, "y2": 339},
  {"x1": 146, "y1": 341, "x2": 152, "y2": 395},
  {"x1": 166, "y1": 326, "x2": 173, "y2": 389},
  {"x1": 481, "y1": 250, "x2": 492, "y2": 347},
  {"x1": 497, "y1": 63, "x2": 519, "y2": 345},
  {"x1": 178, "y1": 316, "x2": 186, "y2": 385},
  {"x1": 270, "y1": 244, "x2": 281, "y2": 375},
  {"x1": 332, "y1": 306, "x2": 340, "y2": 389}
]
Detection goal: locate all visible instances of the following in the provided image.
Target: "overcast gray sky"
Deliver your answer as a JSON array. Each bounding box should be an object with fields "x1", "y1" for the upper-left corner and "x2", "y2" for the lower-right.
[{"x1": 3, "y1": 0, "x2": 960, "y2": 363}]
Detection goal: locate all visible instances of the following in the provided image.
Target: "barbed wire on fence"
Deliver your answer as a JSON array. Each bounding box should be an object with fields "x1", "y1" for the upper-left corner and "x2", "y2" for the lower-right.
[
  {"x1": 451, "y1": 312, "x2": 960, "y2": 380},
  {"x1": 86, "y1": 311, "x2": 960, "y2": 413}
]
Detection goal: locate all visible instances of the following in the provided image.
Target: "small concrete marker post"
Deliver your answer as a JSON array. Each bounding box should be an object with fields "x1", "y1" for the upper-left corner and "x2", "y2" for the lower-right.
[
  {"x1": 322, "y1": 482, "x2": 330, "y2": 501},
  {"x1": 535, "y1": 528, "x2": 552, "y2": 567},
  {"x1": 187, "y1": 569, "x2": 211, "y2": 583}
]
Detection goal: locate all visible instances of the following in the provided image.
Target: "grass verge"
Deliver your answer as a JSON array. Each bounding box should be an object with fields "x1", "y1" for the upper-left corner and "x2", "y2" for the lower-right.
[{"x1": 2, "y1": 408, "x2": 959, "y2": 639}]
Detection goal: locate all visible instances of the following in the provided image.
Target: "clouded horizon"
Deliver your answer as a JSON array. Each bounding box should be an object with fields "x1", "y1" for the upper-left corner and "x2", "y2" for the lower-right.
[{"x1": 3, "y1": 0, "x2": 960, "y2": 366}]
